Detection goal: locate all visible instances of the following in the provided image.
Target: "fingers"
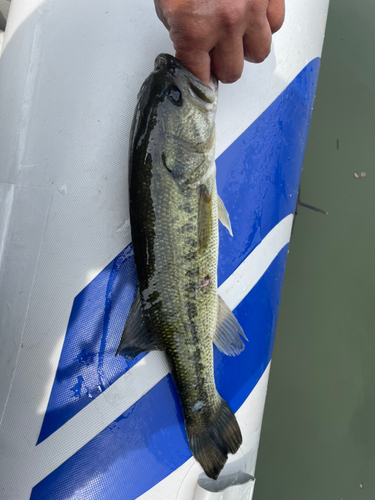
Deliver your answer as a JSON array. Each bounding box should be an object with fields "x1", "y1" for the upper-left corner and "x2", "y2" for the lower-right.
[
  {"x1": 172, "y1": 7, "x2": 247, "y2": 84},
  {"x1": 211, "y1": 36, "x2": 245, "y2": 84},
  {"x1": 242, "y1": 0, "x2": 285, "y2": 64},
  {"x1": 174, "y1": 48, "x2": 212, "y2": 85},
  {"x1": 154, "y1": 2, "x2": 170, "y2": 30},
  {"x1": 267, "y1": 0, "x2": 285, "y2": 33},
  {"x1": 243, "y1": 19, "x2": 272, "y2": 63},
  {"x1": 242, "y1": 0, "x2": 272, "y2": 64},
  {"x1": 170, "y1": 17, "x2": 215, "y2": 84},
  {"x1": 154, "y1": 0, "x2": 285, "y2": 85}
]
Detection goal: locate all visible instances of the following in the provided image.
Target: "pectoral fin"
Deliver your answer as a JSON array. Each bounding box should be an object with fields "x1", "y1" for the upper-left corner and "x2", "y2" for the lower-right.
[
  {"x1": 116, "y1": 288, "x2": 158, "y2": 359},
  {"x1": 198, "y1": 184, "x2": 213, "y2": 251},
  {"x1": 217, "y1": 196, "x2": 233, "y2": 236},
  {"x1": 213, "y1": 295, "x2": 247, "y2": 356}
]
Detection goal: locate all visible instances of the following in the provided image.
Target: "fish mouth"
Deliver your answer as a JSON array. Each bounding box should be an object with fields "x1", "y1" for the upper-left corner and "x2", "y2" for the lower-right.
[{"x1": 154, "y1": 53, "x2": 217, "y2": 108}]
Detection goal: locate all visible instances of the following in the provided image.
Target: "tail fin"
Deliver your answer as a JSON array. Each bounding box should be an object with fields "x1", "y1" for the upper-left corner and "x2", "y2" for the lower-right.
[{"x1": 186, "y1": 398, "x2": 242, "y2": 480}]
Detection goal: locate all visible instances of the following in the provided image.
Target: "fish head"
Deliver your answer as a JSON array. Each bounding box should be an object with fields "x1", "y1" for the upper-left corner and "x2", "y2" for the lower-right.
[
  {"x1": 152, "y1": 54, "x2": 217, "y2": 146},
  {"x1": 133, "y1": 54, "x2": 218, "y2": 186}
]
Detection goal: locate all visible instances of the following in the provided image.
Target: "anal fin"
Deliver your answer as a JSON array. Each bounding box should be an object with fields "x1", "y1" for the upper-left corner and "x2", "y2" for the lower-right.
[
  {"x1": 116, "y1": 287, "x2": 158, "y2": 359},
  {"x1": 213, "y1": 295, "x2": 247, "y2": 356}
]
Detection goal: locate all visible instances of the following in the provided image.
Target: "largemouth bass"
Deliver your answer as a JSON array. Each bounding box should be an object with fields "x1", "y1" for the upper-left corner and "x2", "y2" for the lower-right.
[{"x1": 117, "y1": 54, "x2": 247, "y2": 480}]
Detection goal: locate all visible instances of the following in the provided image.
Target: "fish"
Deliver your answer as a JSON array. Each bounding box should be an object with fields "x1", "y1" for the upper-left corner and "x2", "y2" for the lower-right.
[{"x1": 116, "y1": 53, "x2": 247, "y2": 480}]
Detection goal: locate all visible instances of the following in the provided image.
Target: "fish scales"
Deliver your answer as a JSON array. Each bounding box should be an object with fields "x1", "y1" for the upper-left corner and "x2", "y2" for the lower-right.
[
  {"x1": 117, "y1": 54, "x2": 245, "y2": 480},
  {"x1": 133, "y1": 138, "x2": 219, "y2": 420}
]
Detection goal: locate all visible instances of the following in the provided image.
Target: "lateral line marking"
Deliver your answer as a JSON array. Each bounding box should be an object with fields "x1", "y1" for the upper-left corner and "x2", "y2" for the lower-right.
[{"x1": 33, "y1": 213, "x2": 294, "y2": 486}]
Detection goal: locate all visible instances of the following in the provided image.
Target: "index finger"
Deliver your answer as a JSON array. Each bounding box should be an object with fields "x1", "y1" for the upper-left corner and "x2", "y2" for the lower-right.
[{"x1": 174, "y1": 48, "x2": 212, "y2": 85}]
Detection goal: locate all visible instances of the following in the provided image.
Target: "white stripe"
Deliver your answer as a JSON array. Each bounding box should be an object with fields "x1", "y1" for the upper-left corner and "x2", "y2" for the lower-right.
[
  {"x1": 219, "y1": 214, "x2": 294, "y2": 311},
  {"x1": 32, "y1": 214, "x2": 293, "y2": 485}
]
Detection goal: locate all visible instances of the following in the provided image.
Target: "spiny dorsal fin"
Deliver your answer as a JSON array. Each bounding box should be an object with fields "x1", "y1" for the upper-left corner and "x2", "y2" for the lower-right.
[
  {"x1": 214, "y1": 295, "x2": 247, "y2": 356},
  {"x1": 198, "y1": 184, "x2": 213, "y2": 251},
  {"x1": 116, "y1": 287, "x2": 159, "y2": 359},
  {"x1": 217, "y1": 195, "x2": 233, "y2": 236}
]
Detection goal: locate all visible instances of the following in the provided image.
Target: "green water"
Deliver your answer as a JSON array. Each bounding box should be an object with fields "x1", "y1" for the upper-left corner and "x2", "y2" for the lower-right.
[{"x1": 254, "y1": 1, "x2": 375, "y2": 499}]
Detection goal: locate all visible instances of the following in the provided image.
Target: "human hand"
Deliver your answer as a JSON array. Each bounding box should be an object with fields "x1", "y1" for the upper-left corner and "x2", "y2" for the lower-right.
[{"x1": 154, "y1": 0, "x2": 285, "y2": 84}]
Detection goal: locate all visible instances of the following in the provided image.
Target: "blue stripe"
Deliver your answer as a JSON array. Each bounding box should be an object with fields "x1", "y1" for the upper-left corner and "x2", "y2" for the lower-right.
[
  {"x1": 33, "y1": 58, "x2": 320, "y2": 498},
  {"x1": 37, "y1": 244, "x2": 140, "y2": 444},
  {"x1": 31, "y1": 246, "x2": 288, "y2": 500}
]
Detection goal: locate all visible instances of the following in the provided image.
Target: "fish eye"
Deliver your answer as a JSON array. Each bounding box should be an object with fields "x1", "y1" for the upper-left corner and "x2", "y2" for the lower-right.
[{"x1": 166, "y1": 85, "x2": 183, "y2": 107}]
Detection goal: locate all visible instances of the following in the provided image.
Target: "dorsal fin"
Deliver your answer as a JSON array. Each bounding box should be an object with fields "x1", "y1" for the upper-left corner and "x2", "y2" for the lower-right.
[
  {"x1": 213, "y1": 295, "x2": 247, "y2": 356},
  {"x1": 217, "y1": 195, "x2": 233, "y2": 236}
]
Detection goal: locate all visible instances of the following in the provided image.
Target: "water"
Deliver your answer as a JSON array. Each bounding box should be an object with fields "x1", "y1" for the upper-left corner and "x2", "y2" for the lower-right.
[{"x1": 254, "y1": 0, "x2": 375, "y2": 498}]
